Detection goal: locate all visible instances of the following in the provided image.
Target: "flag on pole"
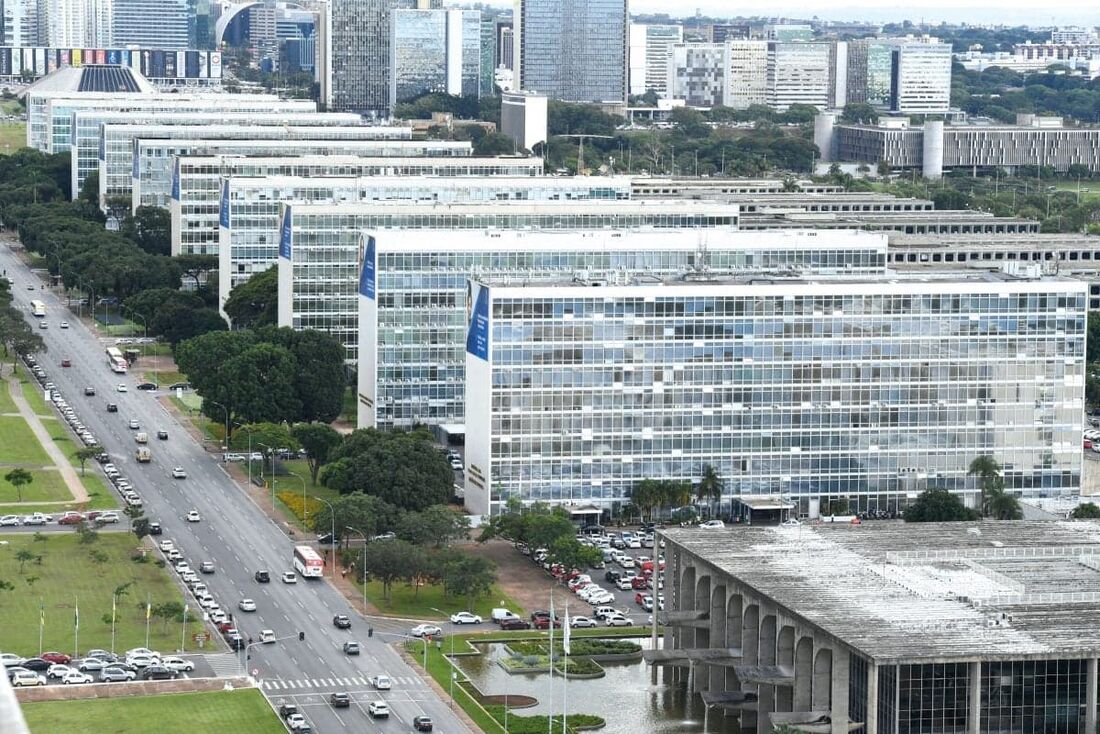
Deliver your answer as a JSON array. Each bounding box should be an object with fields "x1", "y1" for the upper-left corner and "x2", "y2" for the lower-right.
[
  {"x1": 146, "y1": 601, "x2": 152, "y2": 621},
  {"x1": 562, "y1": 609, "x2": 571, "y2": 654},
  {"x1": 39, "y1": 603, "x2": 44, "y2": 629},
  {"x1": 74, "y1": 598, "x2": 79, "y2": 632},
  {"x1": 112, "y1": 594, "x2": 116, "y2": 622}
]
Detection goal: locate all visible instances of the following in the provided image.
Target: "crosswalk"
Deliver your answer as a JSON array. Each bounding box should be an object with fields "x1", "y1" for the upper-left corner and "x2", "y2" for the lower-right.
[
  {"x1": 203, "y1": 653, "x2": 242, "y2": 677},
  {"x1": 262, "y1": 675, "x2": 424, "y2": 691}
]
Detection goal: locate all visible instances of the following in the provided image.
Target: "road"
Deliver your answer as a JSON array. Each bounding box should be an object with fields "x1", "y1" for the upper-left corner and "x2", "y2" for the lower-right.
[{"x1": 2, "y1": 245, "x2": 471, "y2": 734}]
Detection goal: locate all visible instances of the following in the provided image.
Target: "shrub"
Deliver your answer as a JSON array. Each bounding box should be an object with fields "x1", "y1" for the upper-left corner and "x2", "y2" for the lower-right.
[{"x1": 277, "y1": 490, "x2": 322, "y2": 523}]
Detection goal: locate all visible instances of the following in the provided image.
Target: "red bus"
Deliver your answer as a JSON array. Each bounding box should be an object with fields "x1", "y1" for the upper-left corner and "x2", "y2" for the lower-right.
[{"x1": 292, "y1": 545, "x2": 324, "y2": 578}]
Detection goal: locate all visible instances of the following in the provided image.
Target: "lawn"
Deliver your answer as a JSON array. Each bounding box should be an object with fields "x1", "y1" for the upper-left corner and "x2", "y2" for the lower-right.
[
  {"x1": 0, "y1": 415, "x2": 50, "y2": 464},
  {"x1": 361, "y1": 578, "x2": 524, "y2": 620},
  {"x1": 20, "y1": 378, "x2": 52, "y2": 417},
  {"x1": 272, "y1": 460, "x2": 337, "y2": 531},
  {"x1": 0, "y1": 468, "x2": 71, "y2": 502},
  {"x1": 0, "y1": 381, "x2": 17, "y2": 413},
  {"x1": 0, "y1": 122, "x2": 25, "y2": 155},
  {"x1": 0, "y1": 533, "x2": 205, "y2": 657},
  {"x1": 21, "y1": 689, "x2": 284, "y2": 734}
]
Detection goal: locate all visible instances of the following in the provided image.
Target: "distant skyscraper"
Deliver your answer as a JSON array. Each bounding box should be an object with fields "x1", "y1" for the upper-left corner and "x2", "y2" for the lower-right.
[
  {"x1": 113, "y1": 0, "x2": 190, "y2": 49},
  {"x1": 39, "y1": 0, "x2": 112, "y2": 47},
  {"x1": 766, "y1": 41, "x2": 831, "y2": 111},
  {"x1": 725, "y1": 40, "x2": 769, "y2": 109},
  {"x1": 514, "y1": 0, "x2": 627, "y2": 103},
  {"x1": 847, "y1": 36, "x2": 952, "y2": 113},
  {"x1": 628, "y1": 23, "x2": 682, "y2": 97},
  {"x1": 2, "y1": 0, "x2": 41, "y2": 46},
  {"x1": 322, "y1": 0, "x2": 441, "y2": 115},
  {"x1": 390, "y1": 8, "x2": 480, "y2": 103}
]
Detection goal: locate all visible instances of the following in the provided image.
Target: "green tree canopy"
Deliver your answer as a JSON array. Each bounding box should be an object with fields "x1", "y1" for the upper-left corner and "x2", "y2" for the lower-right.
[
  {"x1": 361, "y1": 538, "x2": 417, "y2": 601},
  {"x1": 321, "y1": 428, "x2": 453, "y2": 511},
  {"x1": 397, "y1": 505, "x2": 470, "y2": 548},
  {"x1": 310, "y1": 492, "x2": 402, "y2": 542},
  {"x1": 1072, "y1": 502, "x2": 1100, "y2": 519},
  {"x1": 223, "y1": 265, "x2": 278, "y2": 329},
  {"x1": 439, "y1": 551, "x2": 497, "y2": 607},
  {"x1": 120, "y1": 205, "x2": 171, "y2": 256},
  {"x1": 904, "y1": 488, "x2": 980, "y2": 522},
  {"x1": 292, "y1": 422, "x2": 342, "y2": 484}
]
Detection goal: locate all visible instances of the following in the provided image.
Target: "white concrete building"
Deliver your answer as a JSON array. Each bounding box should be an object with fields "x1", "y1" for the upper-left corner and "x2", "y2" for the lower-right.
[
  {"x1": 667, "y1": 43, "x2": 728, "y2": 109},
  {"x1": 500, "y1": 90, "x2": 547, "y2": 153},
  {"x1": 725, "y1": 40, "x2": 769, "y2": 109},
  {"x1": 888, "y1": 37, "x2": 952, "y2": 114},
  {"x1": 766, "y1": 42, "x2": 832, "y2": 111},
  {"x1": 463, "y1": 272, "x2": 1085, "y2": 515},
  {"x1": 358, "y1": 229, "x2": 886, "y2": 431},
  {"x1": 628, "y1": 23, "x2": 683, "y2": 97}
]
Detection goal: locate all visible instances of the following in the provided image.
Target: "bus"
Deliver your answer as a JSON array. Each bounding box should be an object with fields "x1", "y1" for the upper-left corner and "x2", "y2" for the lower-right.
[
  {"x1": 105, "y1": 347, "x2": 128, "y2": 373},
  {"x1": 29, "y1": 300, "x2": 45, "y2": 317},
  {"x1": 292, "y1": 545, "x2": 324, "y2": 578}
]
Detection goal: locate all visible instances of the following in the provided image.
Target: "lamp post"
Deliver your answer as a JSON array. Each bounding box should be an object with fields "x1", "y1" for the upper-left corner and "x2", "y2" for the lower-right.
[
  {"x1": 345, "y1": 526, "x2": 367, "y2": 612},
  {"x1": 313, "y1": 495, "x2": 336, "y2": 578},
  {"x1": 207, "y1": 400, "x2": 229, "y2": 450},
  {"x1": 119, "y1": 306, "x2": 149, "y2": 382},
  {"x1": 430, "y1": 606, "x2": 455, "y2": 707},
  {"x1": 233, "y1": 423, "x2": 255, "y2": 486},
  {"x1": 257, "y1": 442, "x2": 275, "y2": 509}
]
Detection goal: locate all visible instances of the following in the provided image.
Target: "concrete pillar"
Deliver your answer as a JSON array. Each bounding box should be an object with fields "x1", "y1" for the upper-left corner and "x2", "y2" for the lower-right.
[
  {"x1": 1087, "y1": 658, "x2": 1097, "y2": 734},
  {"x1": 968, "y1": 662, "x2": 981, "y2": 734},
  {"x1": 812, "y1": 648, "x2": 832, "y2": 711},
  {"x1": 757, "y1": 683, "x2": 775, "y2": 734},
  {"x1": 830, "y1": 650, "x2": 850, "y2": 734},
  {"x1": 922, "y1": 120, "x2": 944, "y2": 180},
  {"x1": 865, "y1": 663, "x2": 878, "y2": 734}
]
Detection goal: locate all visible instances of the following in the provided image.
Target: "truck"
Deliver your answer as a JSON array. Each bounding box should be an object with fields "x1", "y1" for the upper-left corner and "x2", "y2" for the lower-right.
[{"x1": 135, "y1": 447, "x2": 151, "y2": 463}]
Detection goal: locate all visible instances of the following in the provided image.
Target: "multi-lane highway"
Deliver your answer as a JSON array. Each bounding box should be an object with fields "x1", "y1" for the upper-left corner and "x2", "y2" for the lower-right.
[{"x1": 1, "y1": 241, "x2": 471, "y2": 734}]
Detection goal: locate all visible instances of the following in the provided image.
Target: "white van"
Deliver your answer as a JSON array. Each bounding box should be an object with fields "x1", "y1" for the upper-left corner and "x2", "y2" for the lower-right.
[{"x1": 491, "y1": 608, "x2": 520, "y2": 624}]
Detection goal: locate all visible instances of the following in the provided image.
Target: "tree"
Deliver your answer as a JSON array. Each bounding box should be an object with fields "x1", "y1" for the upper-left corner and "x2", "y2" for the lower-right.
[
  {"x1": 4, "y1": 468, "x2": 32, "y2": 502},
  {"x1": 124, "y1": 504, "x2": 144, "y2": 532},
  {"x1": 362, "y1": 538, "x2": 417, "y2": 601},
  {"x1": 132, "y1": 517, "x2": 150, "y2": 540},
  {"x1": 984, "y1": 486, "x2": 1024, "y2": 520},
  {"x1": 14, "y1": 548, "x2": 35, "y2": 573},
  {"x1": 321, "y1": 429, "x2": 454, "y2": 511},
  {"x1": 228, "y1": 422, "x2": 299, "y2": 454},
  {"x1": 151, "y1": 601, "x2": 185, "y2": 634},
  {"x1": 174, "y1": 254, "x2": 218, "y2": 292},
  {"x1": 121, "y1": 205, "x2": 171, "y2": 256},
  {"x1": 398, "y1": 505, "x2": 470, "y2": 548},
  {"x1": 969, "y1": 455, "x2": 1005, "y2": 518},
  {"x1": 877, "y1": 160, "x2": 891, "y2": 177},
  {"x1": 292, "y1": 423, "x2": 342, "y2": 484},
  {"x1": 258, "y1": 327, "x2": 346, "y2": 424},
  {"x1": 696, "y1": 464, "x2": 724, "y2": 518},
  {"x1": 440, "y1": 552, "x2": 497, "y2": 608},
  {"x1": 904, "y1": 488, "x2": 980, "y2": 522},
  {"x1": 631, "y1": 480, "x2": 662, "y2": 522},
  {"x1": 474, "y1": 132, "x2": 517, "y2": 156},
  {"x1": 74, "y1": 446, "x2": 99, "y2": 476},
  {"x1": 1072, "y1": 502, "x2": 1100, "y2": 519},
  {"x1": 933, "y1": 189, "x2": 972, "y2": 211},
  {"x1": 310, "y1": 492, "x2": 401, "y2": 542},
  {"x1": 548, "y1": 536, "x2": 602, "y2": 571},
  {"x1": 669, "y1": 107, "x2": 710, "y2": 138},
  {"x1": 840, "y1": 102, "x2": 880, "y2": 124},
  {"x1": 222, "y1": 265, "x2": 278, "y2": 329},
  {"x1": 217, "y1": 343, "x2": 302, "y2": 427},
  {"x1": 102, "y1": 195, "x2": 130, "y2": 230}
]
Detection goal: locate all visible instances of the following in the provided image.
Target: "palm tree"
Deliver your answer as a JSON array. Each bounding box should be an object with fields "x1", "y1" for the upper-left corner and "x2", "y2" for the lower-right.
[
  {"x1": 968, "y1": 456, "x2": 1003, "y2": 517},
  {"x1": 631, "y1": 480, "x2": 660, "y2": 522},
  {"x1": 697, "y1": 464, "x2": 724, "y2": 518},
  {"x1": 984, "y1": 486, "x2": 1024, "y2": 520}
]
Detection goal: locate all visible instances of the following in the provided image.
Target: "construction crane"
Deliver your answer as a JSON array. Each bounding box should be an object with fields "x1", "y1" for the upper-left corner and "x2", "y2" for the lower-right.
[{"x1": 556, "y1": 134, "x2": 614, "y2": 175}]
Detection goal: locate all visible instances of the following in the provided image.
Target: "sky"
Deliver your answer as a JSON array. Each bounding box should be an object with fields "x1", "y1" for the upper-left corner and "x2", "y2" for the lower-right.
[{"x1": 476, "y1": 0, "x2": 1098, "y2": 26}]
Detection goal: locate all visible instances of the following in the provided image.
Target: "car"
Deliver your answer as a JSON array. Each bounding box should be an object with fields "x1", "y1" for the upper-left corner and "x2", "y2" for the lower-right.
[
  {"x1": 254, "y1": 570, "x2": 270, "y2": 583},
  {"x1": 38, "y1": 321, "x2": 47, "y2": 329},
  {"x1": 499, "y1": 617, "x2": 531, "y2": 630},
  {"x1": 342, "y1": 641, "x2": 360, "y2": 655},
  {"x1": 136, "y1": 383, "x2": 157, "y2": 391},
  {"x1": 160, "y1": 656, "x2": 194, "y2": 672},
  {"x1": 330, "y1": 691, "x2": 351, "y2": 708},
  {"x1": 209, "y1": 610, "x2": 228, "y2": 625},
  {"x1": 47, "y1": 664, "x2": 74, "y2": 679},
  {"x1": 781, "y1": 518, "x2": 802, "y2": 526},
  {"x1": 413, "y1": 715, "x2": 434, "y2": 731},
  {"x1": 260, "y1": 629, "x2": 276, "y2": 644},
  {"x1": 0, "y1": 653, "x2": 24, "y2": 668},
  {"x1": 168, "y1": 382, "x2": 191, "y2": 391},
  {"x1": 25, "y1": 284, "x2": 34, "y2": 291},
  {"x1": 97, "y1": 511, "x2": 120, "y2": 524},
  {"x1": 61, "y1": 670, "x2": 94, "y2": 685},
  {"x1": 76, "y1": 657, "x2": 107, "y2": 672},
  {"x1": 127, "y1": 654, "x2": 160, "y2": 669},
  {"x1": 606, "y1": 613, "x2": 634, "y2": 627},
  {"x1": 106, "y1": 403, "x2": 118, "y2": 412},
  {"x1": 369, "y1": 674, "x2": 392, "y2": 689},
  {"x1": 450, "y1": 458, "x2": 463, "y2": 471},
  {"x1": 41, "y1": 651, "x2": 71, "y2": 665},
  {"x1": 368, "y1": 701, "x2": 390, "y2": 718},
  {"x1": 11, "y1": 670, "x2": 46, "y2": 687},
  {"x1": 450, "y1": 612, "x2": 482, "y2": 625},
  {"x1": 226, "y1": 634, "x2": 245, "y2": 651},
  {"x1": 616, "y1": 577, "x2": 635, "y2": 590},
  {"x1": 279, "y1": 704, "x2": 300, "y2": 720},
  {"x1": 125, "y1": 647, "x2": 158, "y2": 659},
  {"x1": 166, "y1": 549, "x2": 182, "y2": 562},
  {"x1": 199, "y1": 561, "x2": 214, "y2": 574},
  {"x1": 59, "y1": 321, "x2": 69, "y2": 329},
  {"x1": 172, "y1": 467, "x2": 187, "y2": 479},
  {"x1": 158, "y1": 539, "x2": 175, "y2": 552},
  {"x1": 0, "y1": 515, "x2": 20, "y2": 526},
  {"x1": 238, "y1": 599, "x2": 256, "y2": 612},
  {"x1": 410, "y1": 624, "x2": 442, "y2": 638},
  {"x1": 371, "y1": 531, "x2": 396, "y2": 541},
  {"x1": 60, "y1": 359, "x2": 71, "y2": 367},
  {"x1": 281, "y1": 571, "x2": 297, "y2": 584},
  {"x1": 285, "y1": 713, "x2": 309, "y2": 730},
  {"x1": 100, "y1": 666, "x2": 136, "y2": 682},
  {"x1": 698, "y1": 519, "x2": 725, "y2": 529},
  {"x1": 21, "y1": 658, "x2": 50, "y2": 671},
  {"x1": 22, "y1": 513, "x2": 49, "y2": 526},
  {"x1": 157, "y1": 430, "x2": 168, "y2": 440},
  {"x1": 129, "y1": 419, "x2": 140, "y2": 429},
  {"x1": 619, "y1": 557, "x2": 635, "y2": 569},
  {"x1": 148, "y1": 521, "x2": 162, "y2": 535},
  {"x1": 316, "y1": 532, "x2": 334, "y2": 544},
  {"x1": 198, "y1": 596, "x2": 217, "y2": 609},
  {"x1": 86, "y1": 650, "x2": 116, "y2": 662},
  {"x1": 57, "y1": 512, "x2": 84, "y2": 525},
  {"x1": 333, "y1": 614, "x2": 352, "y2": 629},
  {"x1": 570, "y1": 616, "x2": 598, "y2": 628},
  {"x1": 185, "y1": 510, "x2": 200, "y2": 522},
  {"x1": 116, "y1": 384, "x2": 127, "y2": 392},
  {"x1": 142, "y1": 665, "x2": 177, "y2": 680},
  {"x1": 223, "y1": 453, "x2": 246, "y2": 463}
]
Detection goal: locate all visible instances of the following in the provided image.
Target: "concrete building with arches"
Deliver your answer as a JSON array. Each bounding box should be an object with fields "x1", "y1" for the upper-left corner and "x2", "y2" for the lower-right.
[{"x1": 656, "y1": 521, "x2": 1100, "y2": 733}]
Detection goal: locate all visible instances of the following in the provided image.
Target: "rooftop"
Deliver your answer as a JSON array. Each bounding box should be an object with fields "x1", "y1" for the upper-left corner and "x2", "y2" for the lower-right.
[
  {"x1": 663, "y1": 521, "x2": 1100, "y2": 663},
  {"x1": 23, "y1": 65, "x2": 156, "y2": 95}
]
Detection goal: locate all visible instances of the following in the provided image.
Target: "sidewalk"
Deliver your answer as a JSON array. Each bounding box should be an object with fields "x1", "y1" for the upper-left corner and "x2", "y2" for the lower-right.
[{"x1": 4, "y1": 371, "x2": 88, "y2": 503}]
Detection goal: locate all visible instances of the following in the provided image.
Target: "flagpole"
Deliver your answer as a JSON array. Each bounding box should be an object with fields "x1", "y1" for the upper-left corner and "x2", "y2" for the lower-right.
[
  {"x1": 111, "y1": 593, "x2": 117, "y2": 654},
  {"x1": 181, "y1": 604, "x2": 188, "y2": 653},
  {"x1": 38, "y1": 600, "x2": 44, "y2": 656},
  {"x1": 562, "y1": 602, "x2": 569, "y2": 734},
  {"x1": 547, "y1": 586, "x2": 554, "y2": 734},
  {"x1": 145, "y1": 594, "x2": 151, "y2": 648},
  {"x1": 74, "y1": 595, "x2": 79, "y2": 660}
]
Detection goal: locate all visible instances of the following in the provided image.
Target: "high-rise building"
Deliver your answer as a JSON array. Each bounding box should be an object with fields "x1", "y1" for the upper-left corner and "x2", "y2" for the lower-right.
[
  {"x1": 766, "y1": 41, "x2": 832, "y2": 111},
  {"x1": 846, "y1": 38, "x2": 893, "y2": 107},
  {"x1": 514, "y1": 0, "x2": 627, "y2": 103},
  {"x1": 112, "y1": 0, "x2": 190, "y2": 48},
  {"x1": 628, "y1": 23, "x2": 682, "y2": 97},
  {"x1": 39, "y1": 0, "x2": 113, "y2": 47},
  {"x1": 500, "y1": 89, "x2": 546, "y2": 152},
  {"x1": 321, "y1": 0, "x2": 440, "y2": 115},
  {"x1": 889, "y1": 37, "x2": 952, "y2": 113},
  {"x1": 496, "y1": 20, "x2": 513, "y2": 69},
  {"x1": 390, "y1": 8, "x2": 480, "y2": 104},
  {"x1": 667, "y1": 43, "x2": 727, "y2": 108},
  {"x1": 2, "y1": 0, "x2": 41, "y2": 46},
  {"x1": 707, "y1": 23, "x2": 749, "y2": 43},
  {"x1": 479, "y1": 15, "x2": 496, "y2": 96},
  {"x1": 725, "y1": 40, "x2": 769, "y2": 109}
]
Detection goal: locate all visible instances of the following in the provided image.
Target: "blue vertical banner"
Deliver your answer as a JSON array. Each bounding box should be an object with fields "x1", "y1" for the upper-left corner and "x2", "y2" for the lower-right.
[
  {"x1": 171, "y1": 158, "x2": 181, "y2": 202},
  {"x1": 359, "y1": 236, "x2": 376, "y2": 300},
  {"x1": 465, "y1": 282, "x2": 490, "y2": 361},
  {"x1": 279, "y1": 206, "x2": 293, "y2": 261},
  {"x1": 219, "y1": 179, "x2": 230, "y2": 228}
]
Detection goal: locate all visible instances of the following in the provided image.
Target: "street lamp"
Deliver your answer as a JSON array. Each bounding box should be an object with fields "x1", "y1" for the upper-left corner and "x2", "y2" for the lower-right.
[
  {"x1": 233, "y1": 423, "x2": 255, "y2": 486},
  {"x1": 430, "y1": 606, "x2": 456, "y2": 707},
  {"x1": 206, "y1": 400, "x2": 230, "y2": 450},
  {"x1": 119, "y1": 305, "x2": 149, "y2": 382},
  {"x1": 313, "y1": 495, "x2": 335, "y2": 578},
  {"x1": 345, "y1": 526, "x2": 367, "y2": 612},
  {"x1": 257, "y1": 442, "x2": 276, "y2": 510}
]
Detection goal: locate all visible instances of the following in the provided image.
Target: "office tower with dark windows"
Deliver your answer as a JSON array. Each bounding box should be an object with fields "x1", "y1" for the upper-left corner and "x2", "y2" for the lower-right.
[{"x1": 390, "y1": 8, "x2": 480, "y2": 104}]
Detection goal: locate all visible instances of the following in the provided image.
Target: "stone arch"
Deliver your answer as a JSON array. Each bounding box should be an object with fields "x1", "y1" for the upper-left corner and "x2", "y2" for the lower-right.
[
  {"x1": 759, "y1": 614, "x2": 777, "y2": 666},
  {"x1": 776, "y1": 625, "x2": 796, "y2": 711},
  {"x1": 708, "y1": 584, "x2": 727, "y2": 693},
  {"x1": 812, "y1": 647, "x2": 833, "y2": 711},
  {"x1": 678, "y1": 564, "x2": 696, "y2": 651},
  {"x1": 214, "y1": 3, "x2": 261, "y2": 47},
  {"x1": 742, "y1": 604, "x2": 760, "y2": 665},
  {"x1": 795, "y1": 636, "x2": 813, "y2": 712}
]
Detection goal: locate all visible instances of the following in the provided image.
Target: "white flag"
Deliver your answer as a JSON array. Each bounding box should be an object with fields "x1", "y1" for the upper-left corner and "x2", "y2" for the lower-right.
[{"x1": 562, "y1": 610, "x2": 571, "y2": 654}]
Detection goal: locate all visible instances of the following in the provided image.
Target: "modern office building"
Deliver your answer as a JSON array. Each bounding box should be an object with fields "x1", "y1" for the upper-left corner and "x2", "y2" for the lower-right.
[
  {"x1": 38, "y1": 0, "x2": 112, "y2": 47},
  {"x1": 169, "y1": 151, "x2": 526, "y2": 253},
  {"x1": 820, "y1": 114, "x2": 1100, "y2": 178},
  {"x1": 766, "y1": 42, "x2": 832, "y2": 111},
  {"x1": 659, "y1": 521, "x2": 1100, "y2": 734},
  {"x1": 630, "y1": 178, "x2": 841, "y2": 198},
  {"x1": 111, "y1": 0, "x2": 190, "y2": 49},
  {"x1": 725, "y1": 40, "x2": 768, "y2": 109},
  {"x1": 3, "y1": 0, "x2": 41, "y2": 46},
  {"x1": 360, "y1": 229, "x2": 884, "y2": 431},
  {"x1": 846, "y1": 36, "x2": 951, "y2": 113},
  {"x1": 26, "y1": 67, "x2": 156, "y2": 150},
  {"x1": 514, "y1": 0, "x2": 627, "y2": 103},
  {"x1": 496, "y1": 20, "x2": 513, "y2": 70},
  {"x1": 276, "y1": 200, "x2": 741, "y2": 363},
  {"x1": 667, "y1": 43, "x2": 728, "y2": 109},
  {"x1": 463, "y1": 271, "x2": 1085, "y2": 515},
  {"x1": 390, "y1": 8, "x2": 480, "y2": 103},
  {"x1": 320, "y1": 0, "x2": 438, "y2": 115},
  {"x1": 100, "y1": 123, "x2": 464, "y2": 209},
  {"x1": 500, "y1": 90, "x2": 547, "y2": 152},
  {"x1": 845, "y1": 38, "x2": 893, "y2": 107},
  {"x1": 215, "y1": 170, "x2": 611, "y2": 302},
  {"x1": 628, "y1": 23, "x2": 683, "y2": 97},
  {"x1": 765, "y1": 23, "x2": 813, "y2": 42}
]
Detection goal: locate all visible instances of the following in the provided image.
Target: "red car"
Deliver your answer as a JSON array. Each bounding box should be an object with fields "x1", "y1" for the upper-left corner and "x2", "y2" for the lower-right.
[
  {"x1": 41, "y1": 651, "x2": 71, "y2": 665},
  {"x1": 60, "y1": 359, "x2": 71, "y2": 367},
  {"x1": 57, "y1": 513, "x2": 84, "y2": 525},
  {"x1": 499, "y1": 617, "x2": 531, "y2": 630},
  {"x1": 532, "y1": 616, "x2": 561, "y2": 630},
  {"x1": 217, "y1": 621, "x2": 236, "y2": 633},
  {"x1": 631, "y1": 577, "x2": 648, "y2": 590},
  {"x1": 635, "y1": 592, "x2": 648, "y2": 606}
]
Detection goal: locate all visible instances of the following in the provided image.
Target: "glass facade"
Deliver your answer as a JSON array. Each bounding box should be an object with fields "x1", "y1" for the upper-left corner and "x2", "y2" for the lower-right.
[
  {"x1": 898, "y1": 663, "x2": 971, "y2": 734},
  {"x1": 518, "y1": 0, "x2": 626, "y2": 102},
  {"x1": 981, "y1": 659, "x2": 1087, "y2": 734},
  {"x1": 471, "y1": 278, "x2": 1085, "y2": 512},
  {"x1": 391, "y1": 9, "x2": 481, "y2": 103},
  {"x1": 366, "y1": 230, "x2": 882, "y2": 429},
  {"x1": 328, "y1": 0, "x2": 425, "y2": 114}
]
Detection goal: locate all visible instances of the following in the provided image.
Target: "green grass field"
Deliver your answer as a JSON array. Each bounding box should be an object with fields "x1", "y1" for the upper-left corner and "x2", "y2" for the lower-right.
[
  {"x1": 0, "y1": 415, "x2": 51, "y2": 464},
  {"x1": 361, "y1": 578, "x2": 524, "y2": 620},
  {"x1": 0, "y1": 122, "x2": 26, "y2": 155},
  {"x1": 0, "y1": 533, "x2": 205, "y2": 657},
  {"x1": 21, "y1": 689, "x2": 284, "y2": 734},
  {"x1": 19, "y1": 378, "x2": 52, "y2": 417},
  {"x1": 0, "y1": 381, "x2": 17, "y2": 413},
  {"x1": 0, "y1": 468, "x2": 70, "y2": 502}
]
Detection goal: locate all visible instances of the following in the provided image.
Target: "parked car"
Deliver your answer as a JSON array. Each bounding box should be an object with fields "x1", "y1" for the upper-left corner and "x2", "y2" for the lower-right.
[
  {"x1": 499, "y1": 617, "x2": 531, "y2": 630},
  {"x1": 606, "y1": 613, "x2": 634, "y2": 627},
  {"x1": 142, "y1": 665, "x2": 178, "y2": 680},
  {"x1": 76, "y1": 657, "x2": 107, "y2": 672},
  {"x1": 160, "y1": 656, "x2": 194, "y2": 672},
  {"x1": 10, "y1": 670, "x2": 46, "y2": 687},
  {"x1": 410, "y1": 624, "x2": 442, "y2": 638},
  {"x1": 40, "y1": 652, "x2": 71, "y2": 665},
  {"x1": 699, "y1": 519, "x2": 725, "y2": 529},
  {"x1": 569, "y1": 616, "x2": 598, "y2": 628},
  {"x1": 100, "y1": 666, "x2": 136, "y2": 682},
  {"x1": 449, "y1": 612, "x2": 482, "y2": 625},
  {"x1": 60, "y1": 670, "x2": 94, "y2": 685}
]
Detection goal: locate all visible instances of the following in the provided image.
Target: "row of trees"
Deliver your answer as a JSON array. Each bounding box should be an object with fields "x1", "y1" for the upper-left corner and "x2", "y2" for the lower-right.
[
  {"x1": 0, "y1": 275, "x2": 44, "y2": 372},
  {"x1": 479, "y1": 500, "x2": 603, "y2": 572},
  {"x1": 904, "y1": 457, "x2": 1023, "y2": 522},
  {"x1": 952, "y1": 65, "x2": 1100, "y2": 126}
]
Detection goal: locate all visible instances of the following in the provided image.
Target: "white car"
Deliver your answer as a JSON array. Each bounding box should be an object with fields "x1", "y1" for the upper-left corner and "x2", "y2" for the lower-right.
[
  {"x1": 449, "y1": 612, "x2": 482, "y2": 625},
  {"x1": 97, "y1": 511, "x2": 119, "y2": 523},
  {"x1": 61, "y1": 670, "x2": 94, "y2": 685},
  {"x1": 619, "y1": 557, "x2": 635, "y2": 569},
  {"x1": 238, "y1": 599, "x2": 257, "y2": 612},
  {"x1": 47, "y1": 664, "x2": 74, "y2": 679},
  {"x1": 569, "y1": 616, "x2": 598, "y2": 628},
  {"x1": 410, "y1": 624, "x2": 442, "y2": 638},
  {"x1": 285, "y1": 713, "x2": 309, "y2": 730},
  {"x1": 781, "y1": 518, "x2": 802, "y2": 527},
  {"x1": 260, "y1": 629, "x2": 276, "y2": 644},
  {"x1": 11, "y1": 670, "x2": 46, "y2": 687},
  {"x1": 129, "y1": 419, "x2": 140, "y2": 429},
  {"x1": 605, "y1": 613, "x2": 634, "y2": 627},
  {"x1": 368, "y1": 701, "x2": 390, "y2": 718},
  {"x1": 698, "y1": 519, "x2": 725, "y2": 529},
  {"x1": 589, "y1": 593, "x2": 615, "y2": 605},
  {"x1": 0, "y1": 653, "x2": 26, "y2": 667},
  {"x1": 59, "y1": 321, "x2": 69, "y2": 329},
  {"x1": 22, "y1": 513, "x2": 49, "y2": 525},
  {"x1": 125, "y1": 647, "x2": 158, "y2": 658},
  {"x1": 369, "y1": 674, "x2": 392, "y2": 689},
  {"x1": 281, "y1": 571, "x2": 297, "y2": 584},
  {"x1": 158, "y1": 540, "x2": 175, "y2": 552},
  {"x1": 171, "y1": 467, "x2": 187, "y2": 479},
  {"x1": 199, "y1": 596, "x2": 218, "y2": 609},
  {"x1": 160, "y1": 656, "x2": 195, "y2": 672},
  {"x1": 0, "y1": 515, "x2": 20, "y2": 526},
  {"x1": 185, "y1": 510, "x2": 201, "y2": 522},
  {"x1": 166, "y1": 549, "x2": 182, "y2": 562},
  {"x1": 180, "y1": 572, "x2": 198, "y2": 584},
  {"x1": 209, "y1": 609, "x2": 227, "y2": 624},
  {"x1": 116, "y1": 384, "x2": 127, "y2": 392},
  {"x1": 126, "y1": 654, "x2": 159, "y2": 668}
]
